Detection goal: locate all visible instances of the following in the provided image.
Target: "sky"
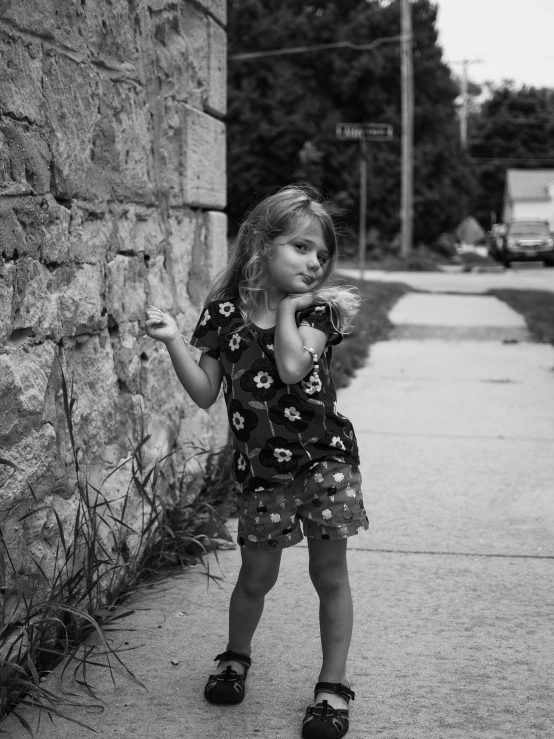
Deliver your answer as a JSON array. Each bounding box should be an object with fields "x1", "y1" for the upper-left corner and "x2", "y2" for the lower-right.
[{"x1": 433, "y1": 0, "x2": 554, "y2": 90}]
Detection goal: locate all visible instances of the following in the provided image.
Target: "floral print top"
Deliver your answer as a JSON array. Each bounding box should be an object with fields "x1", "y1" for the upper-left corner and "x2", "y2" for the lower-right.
[{"x1": 190, "y1": 299, "x2": 359, "y2": 493}]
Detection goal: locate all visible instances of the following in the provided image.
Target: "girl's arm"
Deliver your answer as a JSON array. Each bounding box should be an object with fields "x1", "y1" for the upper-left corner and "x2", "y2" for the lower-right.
[
  {"x1": 165, "y1": 338, "x2": 222, "y2": 409},
  {"x1": 145, "y1": 306, "x2": 222, "y2": 409},
  {"x1": 274, "y1": 296, "x2": 327, "y2": 384}
]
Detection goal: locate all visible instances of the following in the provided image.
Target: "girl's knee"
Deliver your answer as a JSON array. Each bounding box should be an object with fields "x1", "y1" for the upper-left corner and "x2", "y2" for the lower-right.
[
  {"x1": 309, "y1": 559, "x2": 348, "y2": 595},
  {"x1": 238, "y1": 554, "x2": 281, "y2": 599}
]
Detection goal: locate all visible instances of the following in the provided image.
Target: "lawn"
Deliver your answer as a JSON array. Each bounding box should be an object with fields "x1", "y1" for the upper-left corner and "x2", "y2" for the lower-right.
[
  {"x1": 332, "y1": 278, "x2": 410, "y2": 389},
  {"x1": 489, "y1": 288, "x2": 554, "y2": 345}
]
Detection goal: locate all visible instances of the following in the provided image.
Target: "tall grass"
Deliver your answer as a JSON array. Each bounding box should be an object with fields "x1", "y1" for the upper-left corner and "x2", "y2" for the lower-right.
[{"x1": 0, "y1": 356, "x2": 234, "y2": 736}]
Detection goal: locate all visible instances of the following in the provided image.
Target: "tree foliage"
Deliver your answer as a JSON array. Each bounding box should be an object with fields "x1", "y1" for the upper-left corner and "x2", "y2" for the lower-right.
[
  {"x1": 468, "y1": 85, "x2": 554, "y2": 227},
  {"x1": 227, "y1": 0, "x2": 477, "y2": 247}
]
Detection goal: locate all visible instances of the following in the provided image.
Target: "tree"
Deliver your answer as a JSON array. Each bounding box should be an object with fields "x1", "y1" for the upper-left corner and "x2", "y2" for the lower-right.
[
  {"x1": 468, "y1": 85, "x2": 554, "y2": 227},
  {"x1": 227, "y1": 0, "x2": 477, "y2": 247}
]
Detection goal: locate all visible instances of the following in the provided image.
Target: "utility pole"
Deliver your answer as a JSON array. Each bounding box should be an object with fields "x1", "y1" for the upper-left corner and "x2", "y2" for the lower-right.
[
  {"x1": 451, "y1": 59, "x2": 482, "y2": 147},
  {"x1": 460, "y1": 60, "x2": 469, "y2": 147},
  {"x1": 400, "y1": 0, "x2": 413, "y2": 258}
]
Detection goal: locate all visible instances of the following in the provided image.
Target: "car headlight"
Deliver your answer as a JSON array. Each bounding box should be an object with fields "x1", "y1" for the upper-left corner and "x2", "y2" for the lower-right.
[
  {"x1": 546, "y1": 237, "x2": 554, "y2": 247},
  {"x1": 507, "y1": 238, "x2": 517, "y2": 249}
]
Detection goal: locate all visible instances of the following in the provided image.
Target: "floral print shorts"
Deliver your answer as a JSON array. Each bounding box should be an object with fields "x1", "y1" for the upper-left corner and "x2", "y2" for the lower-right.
[{"x1": 237, "y1": 459, "x2": 369, "y2": 552}]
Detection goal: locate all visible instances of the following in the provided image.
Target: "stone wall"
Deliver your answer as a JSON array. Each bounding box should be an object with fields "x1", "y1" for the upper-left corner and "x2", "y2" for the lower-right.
[{"x1": 0, "y1": 0, "x2": 228, "y2": 611}]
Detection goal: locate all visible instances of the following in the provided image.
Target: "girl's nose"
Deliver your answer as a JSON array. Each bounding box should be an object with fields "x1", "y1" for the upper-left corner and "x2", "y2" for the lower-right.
[{"x1": 307, "y1": 254, "x2": 320, "y2": 271}]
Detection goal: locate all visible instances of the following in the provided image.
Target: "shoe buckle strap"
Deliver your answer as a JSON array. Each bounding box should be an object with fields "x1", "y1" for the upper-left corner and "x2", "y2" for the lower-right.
[
  {"x1": 314, "y1": 681, "x2": 355, "y2": 702},
  {"x1": 214, "y1": 650, "x2": 252, "y2": 668}
]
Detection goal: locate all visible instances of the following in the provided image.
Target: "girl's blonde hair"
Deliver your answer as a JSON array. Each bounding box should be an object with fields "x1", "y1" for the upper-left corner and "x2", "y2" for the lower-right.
[{"x1": 205, "y1": 184, "x2": 361, "y2": 333}]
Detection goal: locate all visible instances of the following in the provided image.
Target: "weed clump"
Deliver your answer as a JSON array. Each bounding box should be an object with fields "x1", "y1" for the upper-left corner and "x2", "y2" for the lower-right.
[{"x1": 0, "y1": 357, "x2": 234, "y2": 735}]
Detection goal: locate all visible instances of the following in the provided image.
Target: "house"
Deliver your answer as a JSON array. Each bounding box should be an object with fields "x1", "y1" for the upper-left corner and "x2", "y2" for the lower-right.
[{"x1": 502, "y1": 169, "x2": 554, "y2": 229}]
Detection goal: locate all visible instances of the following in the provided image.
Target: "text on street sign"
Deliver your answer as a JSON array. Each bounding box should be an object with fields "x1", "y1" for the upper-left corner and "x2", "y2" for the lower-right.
[{"x1": 336, "y1": 122, "x2": 393, "y2": 141}]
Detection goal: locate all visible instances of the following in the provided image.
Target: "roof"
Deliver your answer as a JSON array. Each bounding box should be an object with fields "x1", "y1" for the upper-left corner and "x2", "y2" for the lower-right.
[{"x1": 506, "y1": 169, "x2": 554, "y2": 201}]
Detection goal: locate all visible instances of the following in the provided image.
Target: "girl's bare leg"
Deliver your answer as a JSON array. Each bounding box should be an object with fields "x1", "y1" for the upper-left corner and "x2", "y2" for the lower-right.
[
  {"x1": 215, "y1": 547, "x2": 282, "y2": 674},
  {"x1": 307, "y1": 537, "x2": 353, "y2": 709}
]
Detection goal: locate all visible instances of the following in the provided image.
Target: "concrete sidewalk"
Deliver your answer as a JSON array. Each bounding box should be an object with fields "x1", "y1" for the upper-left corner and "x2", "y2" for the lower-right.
[
  {"x1": 3, "y1": 293, "x2": 554, "y2": 739},
  {"x1": 338, "y1": 266, "x2": 554, "y2": 294}
]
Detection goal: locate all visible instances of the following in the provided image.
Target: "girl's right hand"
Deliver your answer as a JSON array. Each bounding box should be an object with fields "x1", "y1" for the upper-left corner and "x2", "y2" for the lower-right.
[{"x1": 145, "y1": 305, "x2": 180, "y2": 344}]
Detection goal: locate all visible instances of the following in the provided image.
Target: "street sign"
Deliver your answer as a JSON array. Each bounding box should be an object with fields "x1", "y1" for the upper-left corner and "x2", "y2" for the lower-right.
[{"x1": 336, "y1": 122, "x2": 393, "y2": 141}]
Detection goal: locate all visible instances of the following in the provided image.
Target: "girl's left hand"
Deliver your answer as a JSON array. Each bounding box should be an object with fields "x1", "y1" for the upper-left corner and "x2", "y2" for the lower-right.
[{"x1": 282, "y1": 292, "x2": 315, "y2": 311}]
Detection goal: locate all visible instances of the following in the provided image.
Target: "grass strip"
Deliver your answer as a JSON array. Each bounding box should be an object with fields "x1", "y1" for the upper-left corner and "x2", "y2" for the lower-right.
[
  {"x1": 489, "y1": 288, "x2": 554, "y2": 345},
  {"x1": 332, "y1": 279, "x2": 411, "y2": 389}
]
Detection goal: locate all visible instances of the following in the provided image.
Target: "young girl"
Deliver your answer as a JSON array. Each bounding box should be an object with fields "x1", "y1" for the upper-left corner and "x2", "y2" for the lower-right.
[{"x1": 145, "y1": 185, "x2": 368, "y2": 739}]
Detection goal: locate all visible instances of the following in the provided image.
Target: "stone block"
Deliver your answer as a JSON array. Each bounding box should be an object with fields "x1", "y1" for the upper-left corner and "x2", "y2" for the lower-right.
[
  {"x1": 0, "y1": 197, "x2": 52, "y2": 260},
  {"x1": 205, "y1": 210, "x2": 228, "y2": 282},
  {"x1": 41, "y1": 195, "x2": 71, "y2": 265},
  {"x1": 184, "y1": 209, "x2": 226, "y2": 308},
  {"x1": 55, "y1": 263, "x2": 105, "y2": 338},
  {"x1": 166, "y1": 209, "x2": 197, "y2": 313},
  {"x1": 157, "y1": 99, "x2": 184, "y2": 207},
  {"x1": 0, "y1": 354, "x2": 20, "y2": 444},
  {"x1": 146, "y1": 254, "x2": 176, "y2": 313},
  {"x1": 0, "y1": 341, "x2": 57, "y2": 447},
  {"x1": 206, "y1": 17, "x2": 226, "y2": 116},
  {"x1": 0, "y1": 424, "x2": 58, "y2": 503},
  {"x1": 0, "y1": 121, "x2": 51, "y2": 196},
  {"x1": 181, "y1": 105, "x2": 226, "y2": 209},
  {"x1": 11, "y1": 257, "x2": 58, "y2": 338},
  {"x1": 42, "y1": 54, "x2": 103, "y2": 201},
  {"x1": 106, "y1": 255, "x2": 147, "y2": 324},
  {"x1": 0, "y1": 1, "x2": 82, "y2": 53},
  {"x1": 114, "y1": 205, "x2": 166, "y2": 257},
  {"x1": 187, "y1": 212, "x2": 209, "y2": 308},
  {"x1": 110, "y1": 321, "x2": 141, "y2": 394},
  {"x1": 138, "y1": 348, "x2": 187, "y2": 453},
  {"x1": 91, "y1": 86, "x2": 156, "y2": 205},
  {"x1": 61, "y1": 331, "x2": 120, "y2": 458},
  {"x1": 0, "y1": 205, "x2": 26, "y2": 260},
  {"x1": 77, "y1": 0, "x2": 138, "y2": 67},
  {"x1": 0, "y1": 31, "x2": 45, "y2": 125},
  {"x1": 150, "y1": 3, "x2": 206, "y2": 111},
  {"x1": 68, "y1": 203, "x2": 114, "y2": 264},
  {"x1": 0, "y1": 275, "x2": 14, "y2": 345}
]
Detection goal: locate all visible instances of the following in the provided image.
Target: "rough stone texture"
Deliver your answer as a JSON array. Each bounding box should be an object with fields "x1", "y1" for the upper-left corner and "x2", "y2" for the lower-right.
[
  {"x1": 0, "y1": 2, "x2": 227, "y2": 612},
  {"x1": 182, "y1": 105, "x2": 226, "y2": 208}
]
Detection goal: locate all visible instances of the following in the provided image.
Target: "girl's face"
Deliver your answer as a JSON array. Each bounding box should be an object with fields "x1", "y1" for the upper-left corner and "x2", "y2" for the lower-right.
[{"x1": 266, "y1": 218, "x2": 330, "y2": 301}]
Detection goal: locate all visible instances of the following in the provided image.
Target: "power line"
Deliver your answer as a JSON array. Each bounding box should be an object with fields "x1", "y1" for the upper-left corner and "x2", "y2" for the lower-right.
[
  {"x1": 470, "y1": 157, "x2": 554, "y2": 162},
  {"x1": 469, "y1": 118, "x2": 554, "y2": 124},
  {"x1": 228, "y1": 36, "x2": 404, "y2": 60}
]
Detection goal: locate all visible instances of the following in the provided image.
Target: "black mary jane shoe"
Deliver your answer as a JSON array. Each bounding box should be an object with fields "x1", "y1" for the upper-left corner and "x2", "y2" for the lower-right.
[
  {"x1": 301, "y1": 681, "x2": 355, "y2": 739},
  {"x1": 203, "y1": 650, "x2": 252, "y2": 705}
]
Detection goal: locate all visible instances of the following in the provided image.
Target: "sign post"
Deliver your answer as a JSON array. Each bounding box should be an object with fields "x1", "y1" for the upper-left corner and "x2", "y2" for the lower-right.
[
  {"x1": 359, "y1": 139, "x2": 367, "y2": 282},
  {"x1": 336, "y1": 122, "x2": 393, "y2": 280}
]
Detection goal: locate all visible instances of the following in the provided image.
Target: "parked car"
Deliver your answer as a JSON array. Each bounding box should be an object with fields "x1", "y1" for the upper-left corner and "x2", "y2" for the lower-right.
[{"x1": 494, "y1": 220, "x2": 554, "y2": 266}]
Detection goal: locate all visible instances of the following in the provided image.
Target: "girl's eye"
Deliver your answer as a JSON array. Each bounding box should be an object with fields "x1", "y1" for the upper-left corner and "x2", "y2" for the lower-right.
[
  {"x1": 295, "y1": 244, "x2": 307, "y2": 252},
  {"x1": 318, "y1": 255, "x2": 328, "y2": 265}
]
